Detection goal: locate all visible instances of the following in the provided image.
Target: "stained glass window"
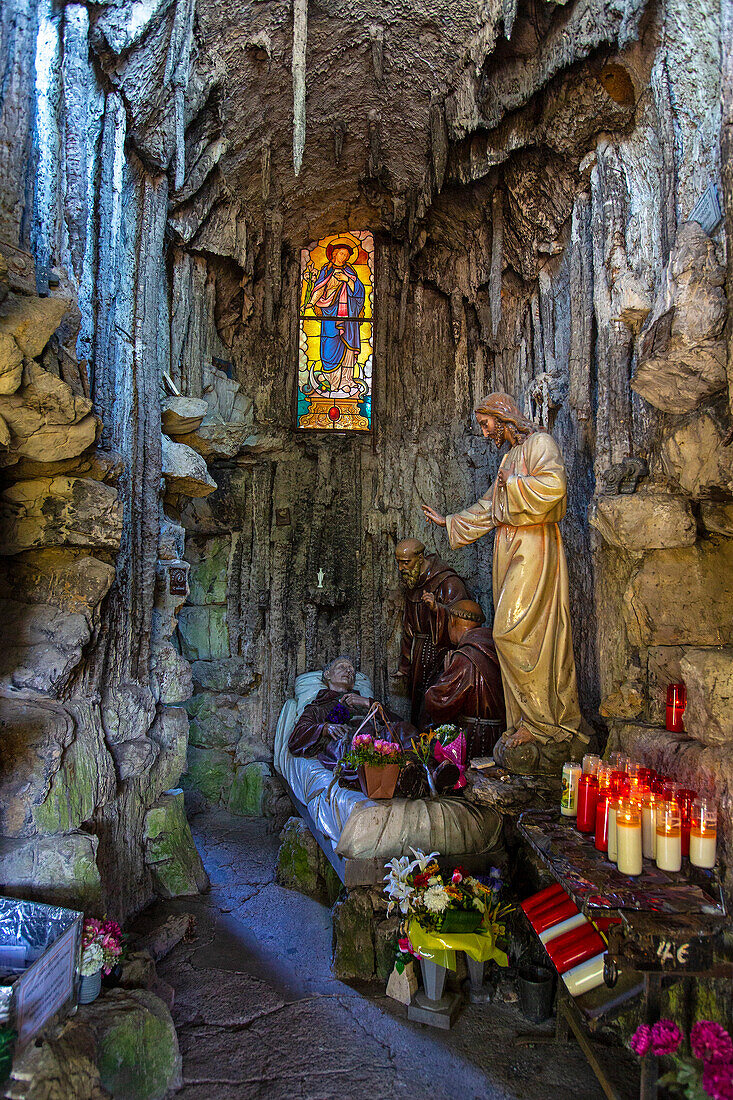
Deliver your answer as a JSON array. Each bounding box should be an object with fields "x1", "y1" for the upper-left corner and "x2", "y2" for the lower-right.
[{"x1": 297, "y1": 231, "x2": 374, "y2": 431}]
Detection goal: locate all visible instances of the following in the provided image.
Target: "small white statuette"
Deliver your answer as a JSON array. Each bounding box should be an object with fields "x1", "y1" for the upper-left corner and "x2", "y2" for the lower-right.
[{"x1": 316, "y1": 568, "x2": 325, "y2": 589}]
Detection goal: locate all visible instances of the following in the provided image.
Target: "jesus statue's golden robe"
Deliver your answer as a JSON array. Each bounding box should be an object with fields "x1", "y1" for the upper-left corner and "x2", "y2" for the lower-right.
[{"x1": 446, "y1": 431, "x2": 583, "y2": 745}]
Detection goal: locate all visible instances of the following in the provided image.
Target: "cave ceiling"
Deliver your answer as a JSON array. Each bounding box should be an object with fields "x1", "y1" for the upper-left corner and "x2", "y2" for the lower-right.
[{"x1": 90, "y1": 0, "x2": 648, "y2": 270}]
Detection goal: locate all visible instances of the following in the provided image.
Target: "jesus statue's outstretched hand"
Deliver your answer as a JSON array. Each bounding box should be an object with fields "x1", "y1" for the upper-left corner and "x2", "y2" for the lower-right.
[{"x1": 422, "y1": 504, "x2": 446, "y2": 527}]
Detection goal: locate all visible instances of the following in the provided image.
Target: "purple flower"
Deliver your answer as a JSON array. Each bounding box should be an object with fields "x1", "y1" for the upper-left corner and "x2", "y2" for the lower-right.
[
  {"x1": 650, "y1": 1019, "x2": 683, "y2": 1056},
  {"x1": 692, "y1": 1022, "x2": 733, "y2": 1065},
  {"x1": 327, "y1": 702, "x2": 350, "y2": 724},
  {"x1": 703, "y1": 1062, "x2": 733, "y2": 1100},
  {"x1": 630, "y1": 1025, "x2": 653, "y2": 1057}
]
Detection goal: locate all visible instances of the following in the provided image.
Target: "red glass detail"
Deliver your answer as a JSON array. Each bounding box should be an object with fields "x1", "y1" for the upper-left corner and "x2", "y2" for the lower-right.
[
  {"x1": 595, "y1": 797, "x2": 610, "y2": 852},
  {"x1": 577, "y1": 775, "x2": 599, "y2": 833},
  {"x1": 666, "y1": 682, "x2": 687, "y2": 732},
  {"x1": 676, "y1": 788, "x2": 697, "y2": 857},
  {"x1": 328, "y1": 405, "x2": 341, "y2": 422}
]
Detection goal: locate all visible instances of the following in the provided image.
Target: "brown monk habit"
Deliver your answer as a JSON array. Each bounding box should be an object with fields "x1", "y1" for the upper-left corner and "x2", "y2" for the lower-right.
[
  {"x1": 398, "y1": 552, "x2": 469, "y2": 724},
  {"x1": 424, "y1": 625, "x2": 505, "y2": 729}
]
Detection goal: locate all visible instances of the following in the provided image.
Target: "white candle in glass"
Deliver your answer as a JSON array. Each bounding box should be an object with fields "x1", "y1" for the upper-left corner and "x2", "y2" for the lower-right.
[
  {"x1": 655, "y1": 801, "x2": 682, "y2": 873},
  {"x1": 641, "y1": 793, "x2": 658, "y2": 860},
  {"x1": 616, "y1": 800, "x2": 643, "y2": 876},
  {"x1": 561, "y1": 762, "x2": 582, "y2": 817},
  {"x1": 607, "y1": 800, "x2": 619, "y2": 863},
  {"x1": 689, "y1": 799, "x2": 717, "y2": 869}
]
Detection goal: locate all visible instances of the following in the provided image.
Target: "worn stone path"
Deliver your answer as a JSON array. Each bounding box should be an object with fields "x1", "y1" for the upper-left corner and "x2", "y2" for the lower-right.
[{"x1": 139, "y1": 810, "x2": 638, "y2": 1100}]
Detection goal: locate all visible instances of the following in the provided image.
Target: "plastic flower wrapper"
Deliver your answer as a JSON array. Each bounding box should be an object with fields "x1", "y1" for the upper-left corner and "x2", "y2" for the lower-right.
[{"x1": 80, "y1": 941, "x2": 103, "y2": 977}]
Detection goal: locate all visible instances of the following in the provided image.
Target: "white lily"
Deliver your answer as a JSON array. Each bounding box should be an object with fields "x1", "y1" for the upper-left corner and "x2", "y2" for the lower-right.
[{"x1": 407, "y1": 847, "x2": 440, "y2": 873}]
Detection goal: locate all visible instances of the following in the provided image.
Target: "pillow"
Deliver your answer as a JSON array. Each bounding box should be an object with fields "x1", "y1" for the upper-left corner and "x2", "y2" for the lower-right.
[{"x1": 294, "y1": 669, "x2": 373, "y2": 716}]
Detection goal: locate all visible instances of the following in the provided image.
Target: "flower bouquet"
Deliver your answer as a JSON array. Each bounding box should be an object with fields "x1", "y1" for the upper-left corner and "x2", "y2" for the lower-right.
[
  {"x1": 384, "y1": 848, "x2": 511, "y2": 937},
  {"x1": 81, "y1": 918, "x2": 123, "y2": 976},
  {"x1": 432, "y1": 724, "x2": 467, "y2": 790},
  {"x1": 341, "y1": 705, "x2": 404, "y2": 798},
  {"x1": 629, "y1": 1019, "x2": 733, "y2": 1099}
]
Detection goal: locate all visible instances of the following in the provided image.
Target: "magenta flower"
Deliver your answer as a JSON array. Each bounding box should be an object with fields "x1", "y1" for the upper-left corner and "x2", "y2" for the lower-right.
[
  {"x1": 630, "y1": 1025, "x2": 653, "y2": 1057},
  {"x1": 650, "y1": 1019, "x2": 683, "y2": 1056},
  {"x1": 703, "y1": 1062, "x2": 733, "y2": 1100},
  {"x1": 691, "y1": 1022, "x2": 733, "y2": 1065},
  {"x1": 452, "y1": 870, "x2": 463, "y2": 885}
]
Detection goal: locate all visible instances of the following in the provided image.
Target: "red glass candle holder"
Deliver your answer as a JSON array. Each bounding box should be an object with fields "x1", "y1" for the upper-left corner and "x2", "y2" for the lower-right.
[
  {"x1": 666, "y1": 683, "x2": 686, "y2": 733},
  {"x1": 595, "y1": 797, "x2": 610, "y2": 852},
  {"x1": 610, "y1": 770, "x2": 630, "y2": 799},
  {"x1": 675, "y1": 788, "x2": 697, "y2": 858},
  {"x1": 577, "y1": 774, "x2": 599, "y2": 833}
]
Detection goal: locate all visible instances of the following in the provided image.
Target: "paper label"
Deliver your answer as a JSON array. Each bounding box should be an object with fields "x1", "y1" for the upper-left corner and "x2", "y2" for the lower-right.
[{"x1": 15, "y1": 924, "x2": 78, "y2": 1045}]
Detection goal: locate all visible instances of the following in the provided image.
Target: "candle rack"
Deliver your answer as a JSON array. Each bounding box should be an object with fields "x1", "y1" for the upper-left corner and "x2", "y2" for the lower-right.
[{"x1": 516, "y1": 809, "x2": 730, "y2": 1100}]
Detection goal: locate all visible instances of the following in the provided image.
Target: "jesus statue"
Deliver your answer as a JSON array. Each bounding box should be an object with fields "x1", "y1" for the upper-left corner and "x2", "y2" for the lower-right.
[{"x1": 422, "y1": 392, "x2": 588, "y2": 775}]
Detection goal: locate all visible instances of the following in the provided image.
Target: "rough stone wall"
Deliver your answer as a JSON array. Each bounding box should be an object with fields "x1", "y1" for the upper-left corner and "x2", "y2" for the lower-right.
[{"x1": 0, "y1": 0, "x2": 212, "y2": 920}]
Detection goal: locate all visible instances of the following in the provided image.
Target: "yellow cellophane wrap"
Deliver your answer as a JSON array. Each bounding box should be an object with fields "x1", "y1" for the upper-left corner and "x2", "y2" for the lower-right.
[{"x1": 408, "y1": 917, "x2": 509, "y2": 971}]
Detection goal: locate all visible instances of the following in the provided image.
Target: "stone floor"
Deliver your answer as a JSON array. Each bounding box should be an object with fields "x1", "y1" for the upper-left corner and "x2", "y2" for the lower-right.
[{"x1": 138, "y1": 810, "x2": 639, "y2": 1100}]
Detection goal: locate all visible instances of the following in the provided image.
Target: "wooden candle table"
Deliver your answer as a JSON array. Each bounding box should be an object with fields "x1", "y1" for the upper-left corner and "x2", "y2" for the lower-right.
[{"x1": 516, "y1": 809, "x2": 731, "y2": 1100}]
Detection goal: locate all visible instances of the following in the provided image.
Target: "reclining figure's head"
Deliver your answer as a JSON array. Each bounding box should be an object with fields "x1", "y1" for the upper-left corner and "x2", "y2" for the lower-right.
[{"x1": 323, "y1": 655, "x2": 356, "y2": 693}]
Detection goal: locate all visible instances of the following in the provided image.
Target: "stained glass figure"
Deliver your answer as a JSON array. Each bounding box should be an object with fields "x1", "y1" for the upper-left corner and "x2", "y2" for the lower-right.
[{"x1": 297, "y1": 231, "x2": 374, "y2": 430}]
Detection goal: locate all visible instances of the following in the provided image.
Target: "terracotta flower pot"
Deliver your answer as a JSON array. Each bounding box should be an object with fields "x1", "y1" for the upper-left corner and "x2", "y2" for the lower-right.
[{"x1": 358, "y1": 762, "x2": 400, "y2": 799}]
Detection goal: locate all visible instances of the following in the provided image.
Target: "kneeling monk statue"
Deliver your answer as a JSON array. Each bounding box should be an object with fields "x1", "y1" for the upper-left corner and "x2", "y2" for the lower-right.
[
  {"x1": 422, "y1": 392, "x2": 588, "y2": 775},
  {"x1": 422, "y1": 597, "x2": 506, "y2": 758}
]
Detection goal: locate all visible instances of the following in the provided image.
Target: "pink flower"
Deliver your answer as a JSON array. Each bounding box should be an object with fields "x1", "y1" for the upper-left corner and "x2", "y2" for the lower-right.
[
  {"x1": 630, "y1": 1025, "x2": 653, "y2": 1057},
  {"x1": 691, "y1": 1022, "x2": 733, "y2": 1065},
  {"x1": 650, "y1": 1019, "x2": 683, "y2": 1056},
  {"x1": 452, "y1": 870, "x2": 463, "y2": 885},
  {"x1": 703, "y1": 1062, "x2": 733, "y2": 1100},
  {"x1": 388, "y1": 743, "x2": 401, "y2": 754}
]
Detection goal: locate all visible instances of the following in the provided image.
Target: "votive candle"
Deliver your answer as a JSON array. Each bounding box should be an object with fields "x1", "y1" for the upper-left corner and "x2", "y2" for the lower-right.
[
  {"x1": 666, "y1": 683, "x2": 686, "y2": 733},
  {"x1": 675, "y1": 788, "x2": 697, "y2": 858},
  {"x1": 582, "y1": 754, "x2": 602, "y2": 776},
  {"x1": 577, "y1": 774, "x2": 599, "y2": 833},
  {"x1": 561, "y1": 761, "x2": 582, "y2": 817},
  {"x1": 597, "y1": 763, "x2": 614, "y2": 799},
  {"x1": 607, "y1": 798, "x2": 620, "y2": 863},
  {"x1": 641, "y1": 791, "x2": 658, "y2": 860},
  {"x1": 595, "y1": 795, "x2": 610, "y2": 852},
  {"x1": 656, "y1": 801, "x2": 682, "y2": 873},
  {"x1": 610, "y1": 752, "x2": 630, "y2": 772},
  {"x1": 690, "y1": 799, "x2": 717, "y2": 869},
  {"x1": 616, "y1": 799, "x2": 643, "y2": 876}
]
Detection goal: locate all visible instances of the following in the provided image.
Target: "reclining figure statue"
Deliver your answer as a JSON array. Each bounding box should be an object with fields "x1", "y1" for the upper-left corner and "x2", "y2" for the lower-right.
[{"x1": 288, "y1": 655, "x2": 459, "y2": 795}]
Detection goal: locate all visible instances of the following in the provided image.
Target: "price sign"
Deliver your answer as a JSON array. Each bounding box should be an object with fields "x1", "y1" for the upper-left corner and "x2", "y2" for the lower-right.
[{"x1": 651, "y1": 935, "x2": 713, "y2": 972}]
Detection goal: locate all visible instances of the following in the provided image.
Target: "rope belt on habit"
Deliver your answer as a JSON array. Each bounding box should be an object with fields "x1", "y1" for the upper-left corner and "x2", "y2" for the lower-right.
[
  {"x1": 411, "y1": 633, "x2": 438, "y2": 681},
  {"x1": 457, "y1": 715, "x2": 504, "y2": 732},
  {"x1": 457, "y1": 714, "x2": 504, "y2": 758}
]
